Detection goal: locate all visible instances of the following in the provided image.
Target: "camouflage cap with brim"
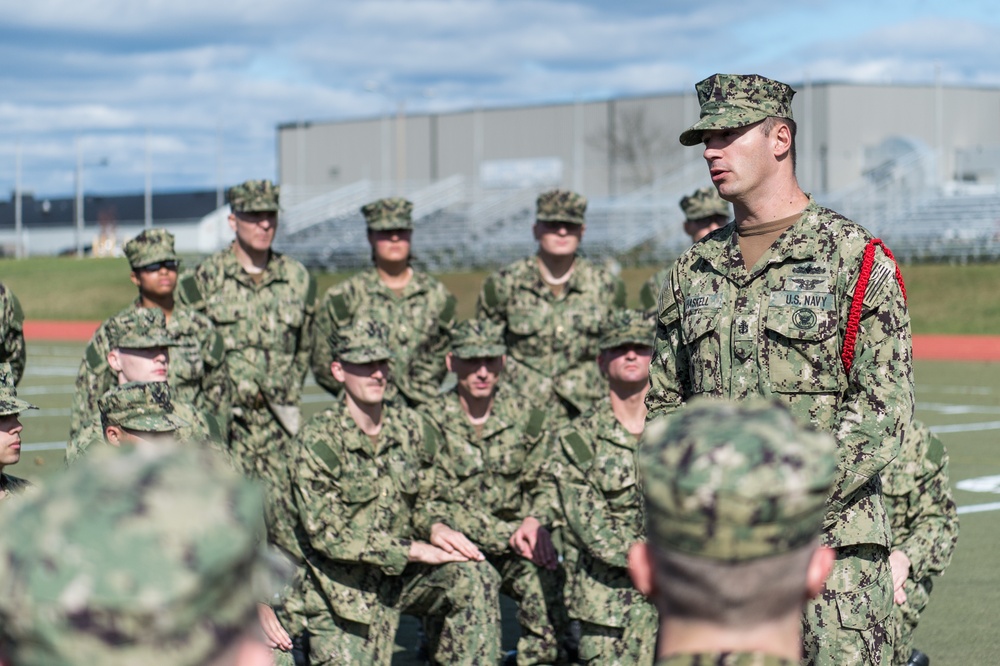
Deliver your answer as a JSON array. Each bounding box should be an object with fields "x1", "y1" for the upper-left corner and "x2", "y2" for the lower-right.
[
  {"x1": 451, "y1": 319, "x2": 506, "y2": 359},
  {"x1": 330, "y1": 319, "x2": 394, "y2": 364},
  {"x1": 0, "y1": 445, "x2": 272, "y2": 666},
  {"x1": 640, "y1": 398, "x2": 836, "y2": 562},
  {"x1": 106, "y1": 307, "x2": 177, "y2": 350},
  {"x1": 599, "y1": 309, "x2": 655, "y2": 351},
  {"x1": 536, "y1": 189, "x2": 587, "y2": 225},
  {"x1": 680, "y1": 186, "x2": 731, "y2": 223},
  {"x1": 228, "y1": 179, "x2": 280, "y2": 213},
  {"x1": 679, "y1": 73, "x2": 796, "y2": 147},
  {"x1": 99, "y1": 382, "x2": 188, "y2": 433},
  {"x1": 124, "y1": 228, "x2": 179, "y2": 268},
  {"x1": 361, "y1": 197, "x2": 415, "y2": 231},
  {"x1": 0, "y1": 362, "x2": 37, "y2": 416}
]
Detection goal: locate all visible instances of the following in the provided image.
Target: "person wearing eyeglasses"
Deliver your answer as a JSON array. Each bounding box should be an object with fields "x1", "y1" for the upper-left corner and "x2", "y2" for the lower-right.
[{"x1": 69, "y1": 228, "x2": 231, "y2": 443}]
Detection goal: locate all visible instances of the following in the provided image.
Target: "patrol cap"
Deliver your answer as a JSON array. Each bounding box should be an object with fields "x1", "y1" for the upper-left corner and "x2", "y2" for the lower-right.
[
  {"x1": 105, "y1": 307, "x2": 176, "y2": 350},
  {"x1": 599, "y1": 309, "x2": 654, "y2": 352},
  {"x1": 228, "y1": 178, "x2": 280, "y2": 213},
  {"x1": 124, "y1": 228, "x2": 179, "y2": 268},
  {"x1": 680, "y1": 186, "x2": 730, "y2": 223},
  {"x1": 99, "y1": 381, "x2": 188, "y2": 433},
  {"x1": 361, "y1": 197, "x2": 414, "y2": 231},
  {"x1": 679, "y1": 74, "x2": 796, "y2": 147},
  {"x1": 330, "y1": 319, "x2": 393, "y2": 364},
  {"x1": 640, "y1": 398, "x2": 836, "y2": 561},
  {"x1": 451, "y1": 319, "x2": 506, "y2": 359},
  {"x1": 0, "y1": 362, "x2": 37, "y2": 416},
  {"x1": 0, "y1": 445, "x2": 271, "y2": 666},
  {"x1": 536, "y1": 189, "x2": 587, "y2": 226}
]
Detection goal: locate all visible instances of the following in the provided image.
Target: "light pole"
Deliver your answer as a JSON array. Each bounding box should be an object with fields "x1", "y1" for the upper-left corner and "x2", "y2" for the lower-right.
[
  {"x1": 74, "y1": 138, "x2": 109, "y2": 258},
  {"x1": 364, "y1": 83, "x2": 434, "y2": 195}
]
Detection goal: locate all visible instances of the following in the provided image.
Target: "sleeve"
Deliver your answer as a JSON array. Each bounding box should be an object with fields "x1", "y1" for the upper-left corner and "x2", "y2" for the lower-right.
[
  {"x1": 197, "y1": 327, "x2": 233, "y2": 433},
  {"x1": 897, "y1": 434, "x2": 960, "y2": 580},
  {"x1": 610, "y1": 274, "x2": 627, "y2": 309},
  {"x1": 291, "y1": 272, "x2": 317, "y2": 390},
  {"x1": 522, "y1": 409, "x2": 560, "y2": 527},
  {"x1": 292, "y1": 428, "x2": 411, "y2": 576},
  {"x1": 644, "y1": 266, "x2": 687, "y2": 421},
  {"x1": 1, "y1": 288, "x2": 26, "y2": 385},
  {"x1": 638, "y1": 277, "x2": 657, "y2": 313},
  {"x1": 404, "y1": 288, "x2": 457, "y2": 405},
  {"x1": 310, "y1": 284, "x2": 350, "y2": 396},
  {"x1": 68, "y1": 323, "x2": 115, "y2": 441},
  {"x1": 475, "y1": 272, "x2": 506, "y2": 324}
]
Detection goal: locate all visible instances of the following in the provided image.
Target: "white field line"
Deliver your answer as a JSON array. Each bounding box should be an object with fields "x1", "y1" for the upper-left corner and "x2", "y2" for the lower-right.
[
  {"x1": 930, "y1": 421, "x2": 1000, "y2": 434},
  {"x1": 957, "y1": 502, "x2": 1000, "y2": 515}
]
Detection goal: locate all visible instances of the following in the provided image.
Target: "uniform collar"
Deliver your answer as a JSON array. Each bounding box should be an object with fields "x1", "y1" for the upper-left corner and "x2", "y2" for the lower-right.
[
  {"x1": 221, "y1": 242, "x2": 285, "y2": 286},
  {"x1": 361, "y1": 267, "x2": 429, "y2": 298}
]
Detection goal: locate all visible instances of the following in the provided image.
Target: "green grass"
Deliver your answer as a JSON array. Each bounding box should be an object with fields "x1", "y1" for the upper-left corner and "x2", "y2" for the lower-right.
[{"x1": 6, "y1": 256, "x2": 1000, "y2": 333}]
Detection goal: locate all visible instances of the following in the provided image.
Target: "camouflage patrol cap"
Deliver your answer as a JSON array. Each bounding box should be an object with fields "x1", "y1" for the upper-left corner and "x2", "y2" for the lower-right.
[
  {"x1": 99, "y1": 381, "x2": 188, "y2": 433},
  {"x1": 451, "y1": 319, "x2": 506, "y2": 359},
  {"x1": 0, "y1": 362, "x2": 36, "y2": 416},
  {"x1": 680, "y1": 186, "x2": 730, "y2": 223},
  {"x1": 599, "y1": 309, "x2": 655, "y2": 352},
  {"x1": 106, "y1": 307, "x2": 176, "y2": 350},
  {"x1": 124, "y1": 228, "x2": 179, "y2": 268},
  {"x1": 361, "y1": 197, "x2": 414, "y2": 231},
  {"x1": 330, "y1": 319, "x2": 393, "y2": 364},
  {"x1": 228, "y1": 178, "x2": 280, "y2": 213},
  {"x1": 536, "y1": 189, "x2": 587, "y2": 225},
  {"x1": 0, "y1": 445, "x2": 271, "y2": 666},
  {"x1": 639, "y1": 398, "x2": 836, "y2": 561},
  {"x1": 679, "y1": 74, "x2": 796, "y2": 147}
]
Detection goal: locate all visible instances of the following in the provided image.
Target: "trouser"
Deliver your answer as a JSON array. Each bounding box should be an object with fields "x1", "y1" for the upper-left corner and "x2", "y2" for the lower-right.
[
  {"x1": 891, "y1": 576, "x2": 933, "y2": 666},
  {"x1": 802, "y1": 544, "x2": 895, "y2": 666},
  {"x1": 576, "y1": 597, "x2": 657, "y2": 666}
]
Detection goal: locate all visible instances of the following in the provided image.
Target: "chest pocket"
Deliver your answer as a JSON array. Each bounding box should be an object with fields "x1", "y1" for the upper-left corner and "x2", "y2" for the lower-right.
[
  {"x1": 764, "y1": 297, "x2": 841, "y2": 394},
  {"x1": 680, "y1": 309, "x2": 721, "y2": 395},
  {"x1": 507, "y1": 304, "x2": 542, "y2": 337},
  {"x1": 589, "y1": 451, "x2": 638, "y2": 503},
  {"x1": 488, "y1": 439, "x2": 527, "y2": 512}
]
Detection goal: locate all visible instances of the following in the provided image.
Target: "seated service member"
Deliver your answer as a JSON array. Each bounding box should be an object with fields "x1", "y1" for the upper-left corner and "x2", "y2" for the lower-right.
[
  {"x1": 0, "y1": 446, "x2": 278, "y2": 666},
  {"x1": 0, "y1": 363, "x2": 36, "y2": 503},
  {"x1": 311, "y1": 197, "x2": 456, "y2": 406},
  {"x1": 553, "y1": 310, "x2": 657, "y2": 665},
  {"x1": 0, "y1": 283, "x2": 26, "y2": 386},
  {"x1": 881, "y1": 421, "x2": 960, "y2": 666},
  {"x1": 647, "y1": 74, "x2": 913, "y2": 666},
  {"x1": 66, "y1": 309, "x2": 216, "y2": 463},
  {"x1": 70, "y1": 228, "x2": 228, "y2": 441},
  {"x1": 639, "y1": 186, "x2": 731, "y2": 312},
  {"x1": 629, "y1": 399, "x2": 838, "y2": 666},
  {"x1": 477, "y1": 189, "x2": 626, "y2": 425},
  {"x1": 289, "y1": 319, "x2": 501, "y2": 666},
  {"x1": 97, "y1": 382, "x2": 188, "y2": 450},
  {"x1": 418, "y1": 319, "x2": 566, "y2": 665}
]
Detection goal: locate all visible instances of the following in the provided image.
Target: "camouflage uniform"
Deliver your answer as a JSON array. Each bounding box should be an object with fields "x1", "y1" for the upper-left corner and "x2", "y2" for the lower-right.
[
  {"x1": 69, "y1": 229, "x2": 229, "y2": 441},
  {"x1": 0, "y1": 445, "x2": 275, "y2": 666},
  {"x1": 0, "y1": 282, "x2": 26, "y2": 385},
  {"x1": 0, "y1": 362, "x2": 36, "y2": 503},
  {"x1": 881, "y1": 421, "x2": 959, "y2": 665},
  {"x1": 640, "y1": 400, "x2": 839, "y2": 666},
  {"x1": 287, "y1": 320, "x2": 501, "y2": 665},
  {"x1": 652, "y1": 74, "x2": 914, "y2": 666},
  {"x1": 639, "y1": 187, "x2": 731, "y2": 313},
  {"x1": 477, "y1": 190, "x2": 626, "y2": 424},
  {"x1": 177, "y1": 179, "x2": 316, "y2": 483},
  {"x1": 553, "y1": 311, "x2": 657, "y2": 665},
  {"x1": 418, "y1": 319, "x2": 566, "y2": 664},
  {"x1": 312, "y1": 197, "x2": 456, "y2": 406}
]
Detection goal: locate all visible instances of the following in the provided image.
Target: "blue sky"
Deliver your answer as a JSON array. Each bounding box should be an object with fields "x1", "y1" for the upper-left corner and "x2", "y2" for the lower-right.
[{"x1": 1, "y1": 0, "x2": 998, "y2": 198}]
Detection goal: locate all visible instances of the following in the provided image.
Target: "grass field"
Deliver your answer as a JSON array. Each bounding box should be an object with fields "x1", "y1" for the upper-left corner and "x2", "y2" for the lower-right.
[{"x1": 12, "y1": 341, "x2": 1000, "y2": 665}]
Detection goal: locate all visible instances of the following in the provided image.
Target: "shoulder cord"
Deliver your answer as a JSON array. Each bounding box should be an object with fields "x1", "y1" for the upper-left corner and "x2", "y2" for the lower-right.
[{"x1": 841, "y1": 239, "x2": 907, "y2": 375}]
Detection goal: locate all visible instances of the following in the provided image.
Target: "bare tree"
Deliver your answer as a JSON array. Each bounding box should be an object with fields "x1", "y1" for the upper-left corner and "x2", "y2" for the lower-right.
[{"x1": 590, "y1": 104, "x2": 670, "y2": 193}]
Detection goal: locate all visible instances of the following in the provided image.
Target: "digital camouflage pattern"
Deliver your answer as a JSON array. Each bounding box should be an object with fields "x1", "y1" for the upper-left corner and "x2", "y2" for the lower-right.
[
  {"x1": 0, "y1": 361, "x2": 37, "y2": 416},
  {"x1": 228, "y1": 178, "x2": 280, "y2": 213},
  {"x1": 177, "y1": 242, "x2": 315, "y2": 480},
  {"x1": 361, "y1": 196, "x2": 415, "y2": 231},
  {"x1": 123, "y1": 228, "x2": 179, "y2": 267},
  {"x1": 288, "y1": 399, "x2": 501, "y2": 665},
  {"x1": 645, "y1": 198, "x2": 912, "y2": 664},
  {"x1": 639, "y1": 267, "x2": 670, "y2": 315},
  {"x1": 599, "y1": 308, "x2": 655, "y2": 352},
  {"x1": 656, "y1": 654, "x2": 799, "y2": 666},
  {"x1": 477, "y1": 256, "x2": 626, "y2": 422},
  {"x1": 553, "y1": 397, "x2": 656, "y2": 665},
  {"x1": 68, "y1": 301, "x2": 229, "y2": 441},
  {"x1": 331, "y1": 318, "x2": 394, "y2": 364},
  {"x1": 419, "y1": 385, "x2": 565, "y2": 664},
  {"x1": 536, "y1": 189, "x2": 587, "y2": 225},
  {"x1": 680, "y1": 186, "x2": 731, "y2": 222},
  {"x1": 881, "y1": 421, "x2": 959, "y2": 664},
  {"x1": 98, "y1": 380, "x2": 189, "y2": 433},
  {"x1": 640, "y1": 399, "x2": 837, "y2": 560},
  {"x1": 679, "y1": 73, "x2": 796, "y2": 146},
  {"x1": 311, "y1": 268, "x2": 455, "y2": 405},
  {"x1": 0, "y1": 281, "x2": 26, "y2": 385},
  {"x1": 0, "y1": 446, "x2": 268, "y2": 666},
  {"x1": 450, "y1": 318, "x2": 507, "y2": 359}
]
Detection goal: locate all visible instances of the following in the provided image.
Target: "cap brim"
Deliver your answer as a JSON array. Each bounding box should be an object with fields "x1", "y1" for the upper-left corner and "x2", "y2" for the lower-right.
[
  {"x1": 536, "y1": 214, "x2": 584, "y2": 225},
  {"x1": 452, "y1": 345, "x2": 507, "y2": 360},
  {"x1": 119, "y1": 414, "x2": 186, "y2": 432},
  {"x1": 679, "y1": 110, "x2": 770, "y2": 146},
  {"x1": 0, "y1": 398, "x2": 38, "y2": 415},
  {"x1": 117, "y1": 338, "x2": 177, "y2": 349},
  {"x1": 339, "y1": 349, "x2": 394, "y2": 364},
  {"x1": 367, "y1": 221, "x2": 414, "y2": 232},
  {"x1": 134, "y1": 253, "x2": 180, "y2": 267},
  {"x1": 599, "y1": 337, "x2": 653, "y2": 352}
]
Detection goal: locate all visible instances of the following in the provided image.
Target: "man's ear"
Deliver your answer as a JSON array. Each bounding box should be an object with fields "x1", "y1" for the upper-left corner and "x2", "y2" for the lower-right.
[
  {"x1": 330, "y1": 360, "x2": 345, "y2": 383},
  {"x1": 105, "y1": 425, "x2": 124, "y2": 447},
  {"x1": 772, "y1": 121, "x2": 793, "y2": 161},
  {"x1": 805, "y1": 545, "x2": 836, "y2": 599},
  {"x1": 129, "y1": 271, "x2": 141, "y2": 289},
  {"x1": 627, "y1": 541, "x2": 656, "y2": 598},
  {"x1": 107, "y1": 349, "x2": 123, "y2": 373},
  {"x1": 228, "y1": 213, "x2": 239, "y2": 234}
]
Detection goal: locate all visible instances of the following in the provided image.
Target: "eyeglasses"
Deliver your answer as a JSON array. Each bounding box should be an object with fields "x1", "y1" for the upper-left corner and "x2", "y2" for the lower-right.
[{"x1": 139, "y1": 260, "x2": 179, "y2": 272}]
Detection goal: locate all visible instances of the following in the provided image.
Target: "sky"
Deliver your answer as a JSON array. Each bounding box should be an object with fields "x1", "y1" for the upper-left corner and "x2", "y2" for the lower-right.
[{"x1": 1, "y1": 0, "x2": 999, "y2": 198}]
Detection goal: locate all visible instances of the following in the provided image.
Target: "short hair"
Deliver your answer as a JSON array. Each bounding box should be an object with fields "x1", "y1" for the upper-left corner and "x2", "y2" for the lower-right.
[
  {"x1": 761, "y1": 116, "x2": 797, "y2": 171},
  {"x1": 649, "y1": 541, "x2": 815, "y2": 628}
]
